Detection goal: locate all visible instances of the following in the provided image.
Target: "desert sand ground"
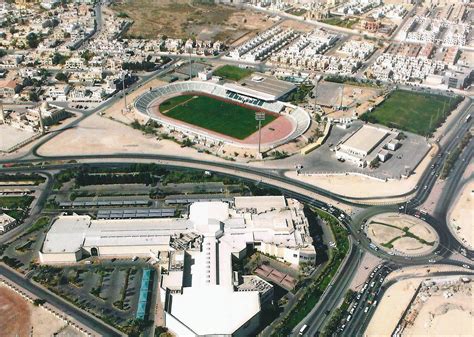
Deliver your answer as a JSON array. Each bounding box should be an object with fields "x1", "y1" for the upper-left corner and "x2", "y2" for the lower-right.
[
  {"x1": 366, "y1": 278, "x2": 420, "y2": 336},
  {"x1": 0, "y1": 125, "x2": 36, "y2": 152},
  {"x1": 366, "y1": 213, "x2": 438, "y2": 256},
  {"x1": 104, "y1": 78, "x2": 168, "y2": 124},
  {"x1": 448, "y1": 179, "x2": 474, "y2": 250},
  {"x1": 37, "y1": 111, "x2": 224, "y2": 163},
  {"x1": 403, "y1": 281, "x2": 473, "y2": 337},
  {"x1": 0, "y1": 285, "x2": 67, "y2": 336},
  {"x1": 366, "y1": 272, "x2": 473, "y2": 337},
  {"x1": 110, "y1": 0, "x2": 273, "y2": 42}
]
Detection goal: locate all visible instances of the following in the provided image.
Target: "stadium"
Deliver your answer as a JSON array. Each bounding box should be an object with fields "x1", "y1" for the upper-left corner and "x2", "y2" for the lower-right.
[{"x1": 134, "y1": 77, "x2": 311, "y2": 150}]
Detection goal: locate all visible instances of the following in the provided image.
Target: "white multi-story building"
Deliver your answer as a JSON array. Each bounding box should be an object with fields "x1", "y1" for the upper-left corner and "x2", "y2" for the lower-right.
[
  {"x1": 0, "y1": 213, "x2": 17, "y2": 233},
  {"x1": 40, "y1": 196, "x2": 316, "y2": 266}
]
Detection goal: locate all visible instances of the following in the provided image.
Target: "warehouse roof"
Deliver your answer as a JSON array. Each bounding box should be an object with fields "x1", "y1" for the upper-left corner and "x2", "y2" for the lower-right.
[{"x1": 341, "y1": 125, "x2": 388, "y2": 156}]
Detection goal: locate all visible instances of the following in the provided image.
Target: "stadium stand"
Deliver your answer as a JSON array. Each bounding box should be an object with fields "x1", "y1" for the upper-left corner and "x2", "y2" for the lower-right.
[{"x1": 134, "y1": 81, "x2": 310, "y2": 149}]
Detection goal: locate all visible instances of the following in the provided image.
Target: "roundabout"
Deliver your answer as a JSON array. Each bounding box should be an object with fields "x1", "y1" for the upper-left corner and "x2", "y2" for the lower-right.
[{"x1": 365, "y1": 213, "x2": 439, "y2": 256}]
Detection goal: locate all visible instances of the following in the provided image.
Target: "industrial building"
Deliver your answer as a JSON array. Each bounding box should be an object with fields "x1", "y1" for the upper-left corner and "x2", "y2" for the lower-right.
[
  {"x1": 40, "y1": 196, "x2": 316, "y2": 266},
  {"x1": 335, "y1": 124, "x2": 400, "y2": 167}
]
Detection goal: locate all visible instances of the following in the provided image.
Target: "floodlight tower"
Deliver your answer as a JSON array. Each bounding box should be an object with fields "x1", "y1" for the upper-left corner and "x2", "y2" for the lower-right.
[
  {"x1": 255, "y1": 111, "x2": 266, "y2": 157},
  {"x1": 0, "y1": 102, "x2": 4, "y2": 124},
  {"x1": 186, "y1": 45, "x2": 193, "y2": 80},
  {"x1": 313, "y1": 80, "x2": 318, "y2": 115},
  {"x1": 339, "y1": 84, "x2": 344, "y2": 110},
  {"x1": 38, "y1": 106, "x2": 45, "y2": 134},
  {"x1": 122, "y1": 73, "x2": 128, "y2": 112}
]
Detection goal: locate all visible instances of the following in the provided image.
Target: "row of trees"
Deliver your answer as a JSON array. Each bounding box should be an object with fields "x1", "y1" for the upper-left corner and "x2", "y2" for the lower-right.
[{"x1": 75, "y1": 172, "x2": 160, "y2": 186}]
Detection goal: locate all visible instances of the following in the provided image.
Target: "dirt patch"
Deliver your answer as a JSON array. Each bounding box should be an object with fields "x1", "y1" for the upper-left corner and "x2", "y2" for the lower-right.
[
  {"x1": 0, "y1": 286, "x2": 32, "y2": 337},
  {"x1": 448, "y1": 180, "x2": 474, "y2": 249},
  {"x1": 0, "y1": 285, "x2": 68, "y2": 336},
  {"x1": 111, "y1": 0, "x2": 272, "y2": 42}
]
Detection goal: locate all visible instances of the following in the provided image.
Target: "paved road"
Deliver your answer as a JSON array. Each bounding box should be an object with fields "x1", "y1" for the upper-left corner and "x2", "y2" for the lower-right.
[
  {"x1": 0, "y1": 264, "x2": 123, "y2": 337},
  {"x1": 296, "y1": 247, "x2": 364, "y2": 336}
]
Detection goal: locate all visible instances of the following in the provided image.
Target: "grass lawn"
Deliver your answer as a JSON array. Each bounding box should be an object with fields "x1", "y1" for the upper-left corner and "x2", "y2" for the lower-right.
[
  {"x1": 362, "y1": 90, "x2": 461, "y2": 136},
  {"x1": 0, "y1": 196, "x2": 34, "y2": 209},
  {"x1": 26, "y1": 216, "x2": 50, "y2": 234},
  {"x1": 213, "y1": 65, "x2": 253, "y2": 81},
  {"x1": 322, "y1": 17, "x2": 359, "y2": 29},
  {"x1": 161, "y1": 95, "x2": 276, "y2": 139}
]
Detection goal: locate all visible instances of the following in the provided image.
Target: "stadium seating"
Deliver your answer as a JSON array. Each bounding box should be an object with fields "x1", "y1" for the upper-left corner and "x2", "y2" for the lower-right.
[{"x1": 134, "y1": 81, "x2": 310, "y2": 148}]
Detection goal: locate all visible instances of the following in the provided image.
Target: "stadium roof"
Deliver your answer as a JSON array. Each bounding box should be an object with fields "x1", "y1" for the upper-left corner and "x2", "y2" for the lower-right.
[{"x1": 224, "y1": 73, "x2": 296, "y2": 101}]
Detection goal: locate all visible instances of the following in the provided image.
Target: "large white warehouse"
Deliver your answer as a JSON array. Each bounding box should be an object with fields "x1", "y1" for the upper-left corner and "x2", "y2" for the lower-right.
[{"x1": 40, "y1": 196, "x2": 316, "y2": 267}]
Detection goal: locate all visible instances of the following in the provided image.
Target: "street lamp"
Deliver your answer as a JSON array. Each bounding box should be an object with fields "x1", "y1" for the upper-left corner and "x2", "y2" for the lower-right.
[{"x1": 255, "y1": 111, "x2": 266, "y2": 157}]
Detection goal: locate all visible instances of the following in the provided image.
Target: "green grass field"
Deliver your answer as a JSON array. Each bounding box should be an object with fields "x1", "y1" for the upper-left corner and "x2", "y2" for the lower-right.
[
  {"x1": 161, "y1": 95, "x2": 276, "y2": 139},
  {"x1": 322, "y1": 17, "x2": 359, "y2": 29},
  {"x1": 213, "y1": 65, "x2": 253, "y2": 81},
  {"x1": 362, "y1": 90, "x2": 461, "y2": 136}
]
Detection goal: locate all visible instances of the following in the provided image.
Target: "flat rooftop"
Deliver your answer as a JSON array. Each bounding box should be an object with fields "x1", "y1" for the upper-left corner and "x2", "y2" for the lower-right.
[
  {"x1": 169, "y1": 285, "x2": 260, "y2": 335},
  {"x1": 341, "y1": 125, "x2": 388, "y2": 155},
  {"x1": 42, "y1": 215, "x2": 193, "y2": 253}
]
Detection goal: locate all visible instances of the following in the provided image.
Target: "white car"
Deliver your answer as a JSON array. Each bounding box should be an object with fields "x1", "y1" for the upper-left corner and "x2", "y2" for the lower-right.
[
  {"x1": 364, "y1": 307, "x2": 369, "y2": 313},
  {"x1": 462, "y1": 264, "x2": 471, "y2": 269}
]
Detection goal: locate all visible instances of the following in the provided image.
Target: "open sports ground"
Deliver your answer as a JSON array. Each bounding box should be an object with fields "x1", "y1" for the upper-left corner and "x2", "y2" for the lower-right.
[
  {"x1": 159, "y1": 94, "x2": 277, "y2": 140},
  {"x1": 362, "y1": 90, "x2": 462, "y2": 136}
]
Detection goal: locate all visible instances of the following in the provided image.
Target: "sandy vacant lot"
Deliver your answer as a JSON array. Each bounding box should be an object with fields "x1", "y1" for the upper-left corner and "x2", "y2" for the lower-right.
[
  {"x1": 366, "y1": 278, "x2": 420, "y2": 336},
  {"x1": 366, "y1": 213, "x2": 438, "y2": 256},
  {"x1": 111, "y1": 0, "x2": 272, "y2": 42},
  {"x1": 448, "y1": 180, "x2": 473, "y2": 250},
  {"x1": 38, "y1": 112, "x2": 221, "y2": 162},
  {"x1": 0, "y1": 285, "x2": 66, "y2": 336},
  {"x1": 367, "y1": 275, "x2": 473, "y2": 337},
  {"x1": 403, "y1": 278, "x2": 473, "y2": 337},
  {"x1": 405, "y1": 294, "x2": 473, "y2": 336},
  {"x1": 0, "y1": 124, "x2": 36, "y2": 152}
]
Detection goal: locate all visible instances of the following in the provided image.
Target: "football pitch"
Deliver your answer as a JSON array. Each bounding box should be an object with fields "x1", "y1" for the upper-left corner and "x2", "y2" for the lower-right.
[
  {"x1": 160, "y1": 94, "x2": 277, "y2": 140},
  {"x1": 361, "y1": 90, "x2": 461, "y2": 136}
]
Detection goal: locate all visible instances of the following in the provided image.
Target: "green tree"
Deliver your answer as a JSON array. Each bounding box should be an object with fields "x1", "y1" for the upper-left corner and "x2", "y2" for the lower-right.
[
  {"x1": 55, "y1": 72, "x2": 68, "y2": 82},
  {"x1": 26, "y1": 32, "x2": 39, "y2": 48}
]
